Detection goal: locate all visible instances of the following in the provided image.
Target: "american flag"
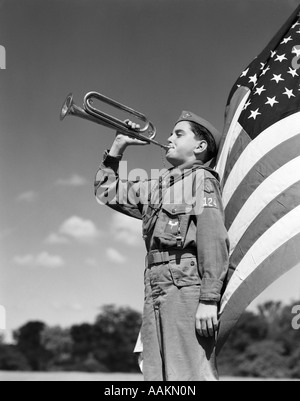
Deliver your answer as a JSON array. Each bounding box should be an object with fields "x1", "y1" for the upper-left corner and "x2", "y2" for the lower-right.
[{"x1": 216, "y1": 5, "x2": 300, "y2": 353}]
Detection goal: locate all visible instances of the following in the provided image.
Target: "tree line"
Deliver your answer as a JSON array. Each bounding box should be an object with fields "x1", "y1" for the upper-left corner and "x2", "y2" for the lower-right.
[{"x1": 0, "y1": 301, "x2": 299, "y2": 378}]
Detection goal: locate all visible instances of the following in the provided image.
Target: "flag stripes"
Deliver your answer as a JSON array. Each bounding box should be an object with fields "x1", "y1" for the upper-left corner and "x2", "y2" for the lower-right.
[
  {"x1": 216, "y1": 89, "x2": 250, "y2": 180},
  {"x1": 221, "y1": 204, "x2": 300, "y2": 313},
  {"x1": 230, "y1": 180, "x2": 300, "y2": 273},
  {"x1": 220, "y1": 127, "x2": 251, "y2": 190},
  {"x1": 217, "y1": 233, "x2": 300, "y2": 353},
  {"x1": 223, "y1": 112, "x2": 300, "y2": 208},
  {"x1": 228, "y1": 156, "x2": 300, "y2": 255},
  {"x1": 224, "y1": 133, "x2": 300, "y2": 230}
]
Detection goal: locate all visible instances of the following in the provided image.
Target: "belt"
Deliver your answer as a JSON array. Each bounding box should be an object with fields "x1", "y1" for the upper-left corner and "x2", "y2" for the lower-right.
[{"x1": 146, "y1": 249, "x2": 197, "y2": 266}]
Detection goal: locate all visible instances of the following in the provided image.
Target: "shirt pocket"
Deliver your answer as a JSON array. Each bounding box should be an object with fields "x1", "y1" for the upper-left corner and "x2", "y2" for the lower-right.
[
  {"x1": 169, "y1": 256, "x2": 201, "y2": 287},
  {"x1": 153, "y1": 203, "x2": 192, "y2": 248}
]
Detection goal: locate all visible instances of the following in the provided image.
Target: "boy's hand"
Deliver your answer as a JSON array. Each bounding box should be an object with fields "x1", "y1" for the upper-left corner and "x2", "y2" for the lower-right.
[
  {"x1": 195, "y1": 301, "x2": 219, "y2": 338},
  {"x1": 109, "y1": 120, "x2": 149, "y2": 157},
  {"x1": 116, "y1": 120, "x2": 150, "y2": 147}
]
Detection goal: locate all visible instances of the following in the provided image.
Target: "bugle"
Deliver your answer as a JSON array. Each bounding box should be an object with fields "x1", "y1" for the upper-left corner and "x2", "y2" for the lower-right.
[{"x1": 60, "y1": 92, "x2": 169, "y2": 151}]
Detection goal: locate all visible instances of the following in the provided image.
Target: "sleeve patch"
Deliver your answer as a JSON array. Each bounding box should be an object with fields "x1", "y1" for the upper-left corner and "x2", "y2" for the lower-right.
[
  {"x1": 203, "y1": 179, "x2": 219, "y2": 209},
  {"x1": 203, "y1": 196, "x2": 218, "y2": 208},
  {"x1": 204, "y1": 179, "x2": 216, "y2": 194}
]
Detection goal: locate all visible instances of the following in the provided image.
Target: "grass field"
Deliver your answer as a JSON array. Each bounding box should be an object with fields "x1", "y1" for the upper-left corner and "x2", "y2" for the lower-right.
[{"x1": 0, "y1": 371, "x2": 296, "y2": 381}]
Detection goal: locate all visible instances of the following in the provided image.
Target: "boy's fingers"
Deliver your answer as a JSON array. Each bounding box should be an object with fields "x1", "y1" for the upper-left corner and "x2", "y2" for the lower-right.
[
  {"x1": 124, "y1": 120, "x2": 141, "y2": 130},
  {"x1": 201, "y1": 320, "x2": 208, "y2": 338},
  {"x1": 207, "y1": 319, "x2": 215, "y2": 337},
  {"x1": 198, "y1": 318, "x2": 217, "y2": 337},
  {"x1": 213, "y1": 317, "x2": 219, "y2": 333},
  {"x1": 195, "y1": 319, "x2": 203, "y2": 337}
]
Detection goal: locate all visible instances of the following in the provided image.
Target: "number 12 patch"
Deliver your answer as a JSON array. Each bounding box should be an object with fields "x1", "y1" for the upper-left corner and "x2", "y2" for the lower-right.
[{"x1": 203, "y1": 197, "x2": 218, "y2": 208}]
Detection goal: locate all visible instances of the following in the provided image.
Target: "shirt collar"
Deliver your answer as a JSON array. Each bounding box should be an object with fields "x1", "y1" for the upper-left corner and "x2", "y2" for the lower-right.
[
  {"x1": 174, "y1": 159, "x2": 204, "y2": 172},
  {"x1": 167, "y1": 160, "x2": 220, "y2": 181}
]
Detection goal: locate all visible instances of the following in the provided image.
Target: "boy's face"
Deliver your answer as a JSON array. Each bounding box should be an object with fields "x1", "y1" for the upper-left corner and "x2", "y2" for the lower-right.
[{"x1": 166, "y1": 121, "x2": 201, "y2": 167}]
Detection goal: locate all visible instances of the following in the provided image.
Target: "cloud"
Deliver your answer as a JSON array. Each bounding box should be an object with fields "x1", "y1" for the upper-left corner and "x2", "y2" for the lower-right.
[
  {"x1": 45, "y1": 233, "x2": 70, "y2": 244},
  {"x1": 106, "y1": 248, "x2": 127, "y2": 264},
  {"x1": 59, "y1": 216, "x2": 101, "y2": 242},
  {"x1": 46, "y1": 216, "x2": 101, "y2": 244},
  {"x1": 16, "y1": 191, "x2": 38, "y2": 203},
  {"x1": 55, "y1": 174, "x2": 88, "y2": 187},
  {"x1": 111, "y1": 212, "x2": 142, "y2": 246},
  {"x1": 13, "y1": 252, "x2": 64, "y2": 269},
  {"x1": 35, "y1": 252, "x2": 65, "y2": 269}
]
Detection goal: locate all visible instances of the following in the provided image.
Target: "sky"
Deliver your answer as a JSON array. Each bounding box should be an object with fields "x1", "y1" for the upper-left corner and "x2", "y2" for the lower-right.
[{"x1": 1, "y1": 0, "x2": 300, "y2": 341}]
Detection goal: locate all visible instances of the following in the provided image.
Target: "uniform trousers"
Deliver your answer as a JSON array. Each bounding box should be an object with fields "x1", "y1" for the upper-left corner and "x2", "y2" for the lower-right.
[{"x1": 141, "y1": 253, "x2": 218, "y2": 381}]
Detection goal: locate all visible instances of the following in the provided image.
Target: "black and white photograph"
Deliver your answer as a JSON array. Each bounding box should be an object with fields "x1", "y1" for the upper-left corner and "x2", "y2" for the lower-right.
[{"x1": 1, "y1": 0, "x2": 300, "y2": 383}]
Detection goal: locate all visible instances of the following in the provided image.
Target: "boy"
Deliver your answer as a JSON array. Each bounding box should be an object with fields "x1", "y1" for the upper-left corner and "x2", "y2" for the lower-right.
[{"x1": 94, "y1": 111, "x2": 229, "y2": 381}]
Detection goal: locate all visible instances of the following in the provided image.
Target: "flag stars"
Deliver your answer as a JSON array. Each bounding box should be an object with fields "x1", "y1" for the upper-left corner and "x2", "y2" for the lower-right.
[
  {"x1": 248, "y1": 108, "x2": 261, "y2": 120},
  {"x1": 271, "y1": 74, "x2": 285, "y2": 84},
  {"x1": 261, "y1": 66, "x2": 271, "y2": 76},
  {"x1": 248, "y1": 74, "x2": 258, "y2": 85},
  {"x1": 260, "y1": 62, "x2": 266, "y2": 70},
  {"x1": 275, "y1": 54, "x2": 288, "y2": 63},
  {"x1": 243, "y1": 100, "x2": 251, "y2": 110},
  {"x1": 287, "y1": 67, "x2": 299, "y2": 78},
  {"x1": 254, "y1": 85, "x2": 266, "y2": 96},
  {"x1": 265, "y1": 96, "x2": 279, "y2": 108},
  {"x1": 240, "y1": 68, "x2": 249, "y2": 78},
  {"x1": 281, "y1": 36, "x2": 293, "y2": 44},
  {"x1": 283, "y1": 87, "x2": 296, "y2": 99},
  {"x1": 271, "y1": 50, "x2": 277, "y2": 58},
  {"x1": 292, "y1": 21, "x2": 300, "y2": 29}
]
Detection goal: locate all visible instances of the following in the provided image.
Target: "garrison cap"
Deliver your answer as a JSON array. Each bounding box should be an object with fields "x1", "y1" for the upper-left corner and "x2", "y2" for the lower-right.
[{"x1": 176, "y1": 111, "x2": 222, "y2": 150}]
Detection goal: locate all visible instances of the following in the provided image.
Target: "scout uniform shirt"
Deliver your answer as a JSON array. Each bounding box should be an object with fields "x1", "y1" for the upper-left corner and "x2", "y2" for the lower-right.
[{"x1": 94, "y1": 151, "x2": 229, "y2": 303}]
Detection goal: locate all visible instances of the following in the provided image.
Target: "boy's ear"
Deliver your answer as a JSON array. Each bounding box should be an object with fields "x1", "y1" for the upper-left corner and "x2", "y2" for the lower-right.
[{"x1": 194, "y1": 140, "x2": 208, "y2": 155}]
